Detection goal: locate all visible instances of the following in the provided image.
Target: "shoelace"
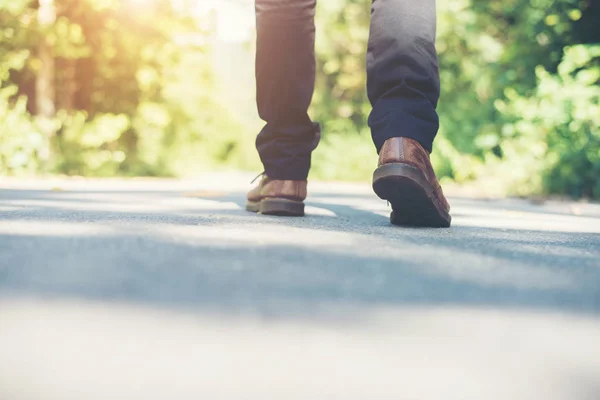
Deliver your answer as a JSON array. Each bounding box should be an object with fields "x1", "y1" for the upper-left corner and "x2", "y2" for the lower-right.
[{"x1": 251, "y1": 172, "x2": 265, "y2": 184}]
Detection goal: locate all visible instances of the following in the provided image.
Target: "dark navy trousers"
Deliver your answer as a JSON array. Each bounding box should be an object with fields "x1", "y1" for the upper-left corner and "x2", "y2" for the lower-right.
[{"x1": 255, "y1": 0, "x2": 440, "y2": 180}]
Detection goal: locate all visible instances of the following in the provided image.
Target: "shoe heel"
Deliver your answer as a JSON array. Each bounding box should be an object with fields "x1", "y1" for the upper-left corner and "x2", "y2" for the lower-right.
[
  {"x1": 259, "y1": 198, "x2": 305, "y2": 217},
  {"x1": 373, "y1": 163, "x2": 430, "y2": 196},
  {"x1": 373, "y1": 164, "x2": 451, "y2": 228}
]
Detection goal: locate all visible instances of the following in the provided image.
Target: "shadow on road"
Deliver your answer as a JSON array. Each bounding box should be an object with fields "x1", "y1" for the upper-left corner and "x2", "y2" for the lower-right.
[{"x1": 1, "y1": 187, "x2": 599, "y2": 319}]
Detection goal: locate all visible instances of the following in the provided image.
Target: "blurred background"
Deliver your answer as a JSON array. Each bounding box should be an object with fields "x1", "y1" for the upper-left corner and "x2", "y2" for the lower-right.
[{"x1": 0, "y1": 0, "x2": 598, "y2": 198}]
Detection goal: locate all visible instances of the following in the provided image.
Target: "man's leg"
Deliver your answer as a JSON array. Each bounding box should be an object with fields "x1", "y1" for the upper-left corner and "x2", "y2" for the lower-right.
[
  {"x1": 368, "y1": 0, "x2": 451, "y2": 227},
  {"x1": 247, "y1": 0, "x2": 319, "y2": 216},
  {"x1": 367, "y1": 0, "x2": 439, "y2": 152},
  {"x1": 255, "y1": 0, "x2": 320, "y2": 181}
]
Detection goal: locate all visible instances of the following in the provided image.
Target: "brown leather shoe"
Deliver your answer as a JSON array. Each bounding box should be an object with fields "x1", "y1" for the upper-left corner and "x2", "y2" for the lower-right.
[
  {"x1": 373, "y1": 137, "x2": 451, "y2": 227},
  {"x1": 246, "y1": 174, "x2": 307, "y2": 216}
]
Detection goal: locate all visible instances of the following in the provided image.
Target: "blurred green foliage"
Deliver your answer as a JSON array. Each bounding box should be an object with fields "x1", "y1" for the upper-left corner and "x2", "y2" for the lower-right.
[
  {"x1": 310, "y1": 0, "x2": 599, "y2": 197},
  {"x1": 0, "y1": 0, "x2": 599, "y2": 198},
  {"x1": 1, "y1": 0, "x2": 250, "y2": 177}
]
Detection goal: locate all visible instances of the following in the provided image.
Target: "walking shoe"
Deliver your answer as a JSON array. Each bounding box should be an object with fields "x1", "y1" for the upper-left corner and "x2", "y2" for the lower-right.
[
  {"x1": 246, "y1": 174, "x2": 307, "y2": 217},
  {"x1": 372, "y1": 137, "x2": 451, "y2": 227}
]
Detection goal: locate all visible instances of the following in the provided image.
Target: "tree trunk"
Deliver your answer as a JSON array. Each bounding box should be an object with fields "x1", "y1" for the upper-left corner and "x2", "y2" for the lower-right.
[
  {"x1": 57, "y1": 58, "x2": 76, "y2": 111},
  {"x1": 36, "y1": 0, "x2": 56, "y2": 121}
]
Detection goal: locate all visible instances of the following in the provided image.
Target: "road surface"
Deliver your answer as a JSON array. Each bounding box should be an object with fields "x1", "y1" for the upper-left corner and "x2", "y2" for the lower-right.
[{"x1": 1, "y1": 175, "x2": 599, "y2": 400}]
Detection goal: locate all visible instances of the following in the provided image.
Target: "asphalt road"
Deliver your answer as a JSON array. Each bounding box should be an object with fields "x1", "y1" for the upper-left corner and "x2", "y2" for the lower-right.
[{"x1": 1, "y1": 175, "x2": 599, "y2": 400}]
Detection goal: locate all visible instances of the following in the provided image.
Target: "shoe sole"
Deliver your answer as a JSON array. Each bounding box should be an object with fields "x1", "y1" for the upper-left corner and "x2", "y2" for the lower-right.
[
  {"x1": 373, "y1": 163, "x2": 451, "y2": 228},
  {"x1": 246, "y1": 198, "x2": 305, "y2": 217}
]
